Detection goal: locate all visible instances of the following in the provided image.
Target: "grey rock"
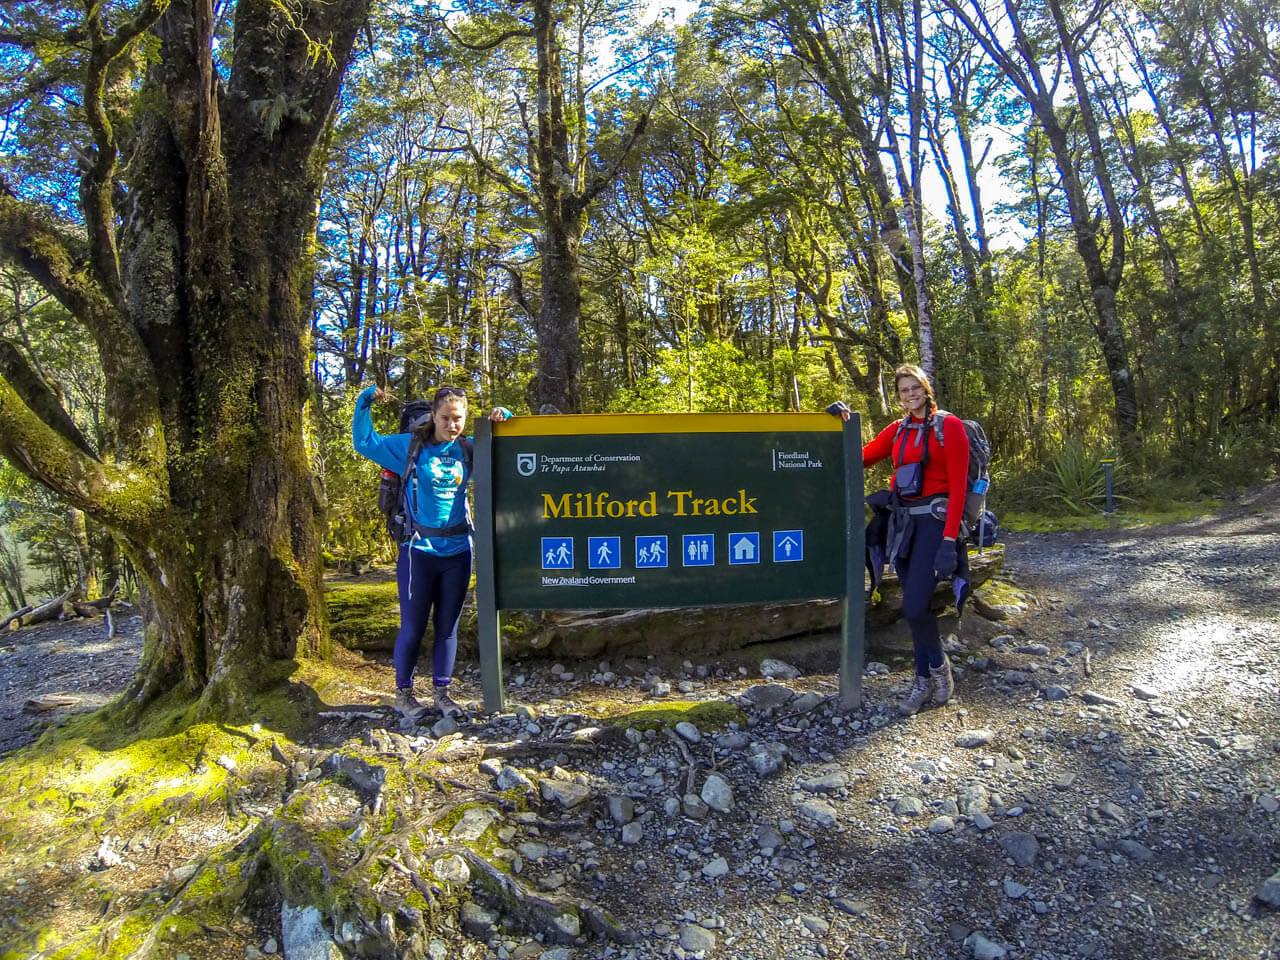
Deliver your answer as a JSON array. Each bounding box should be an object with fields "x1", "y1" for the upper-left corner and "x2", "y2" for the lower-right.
[
  {"x1": 796, "y1": 799, "x2": 839, "y2": 828},
  {"x1": 449, "y1": 807, "x2": 498, "y2": 842},
  {"x1": 1003, "y1": 878, "x2": 1029, "y2": 899},
  {"x1": 621, "y1": 822, "x2": 643, "y2": 845},
  {"x1": 1043, "y1": 685, "x2": 1071, "y2": 701},
  {"x1": 791, "y1": 691, "x2": 825, "y2": 713},
  {"x1": 701, "y1": 772, "x2": 735, "y2": 813},
  {"x1": 965, "y1": 932, "x2": 1008, "y2": 960},
  {"x1": 742, "y1": 684, "x2": 794, "y2": 710},
  {"x1": 516, "y1": 841, "x2": 548, "y2": 861},
  {"x1": 760, "y1": 658, "x2": 801, "y2": 680},
  {"x1": 1257, "y1": 794, "x2": 1279, "y2": 814},
  {"x1": 432, "y1": 855, "x2": 470, "y2": 884},
  {"x1": 955, "y1": 729, "x2": 994, "y2": 748},
  {"x1": 1256, "y1": 870, "x2": 1280, "y2": 908},
  {"x1": 747, "y1": 742, "x2": 787, "y2": 776},
  {"x1": 679, "y1": 923, "x2": 717, "y2": 952},
  {"x1": 675, "y1": 721, "x2": 702, "y2": 743},
  {"x1": 460, "y1": 901, "x2": 497, "y2": 938},
  {"x1": 999, "y1": 831, "x2": 1039, "y2": 867},
  {"x1": 958, "y1": 785, "x2": 990, "y2": 815},
  {"x1": 972, "y1": 812, "x2": 995, "y2": 831},
  {"x1": 801, "y1": 914, "x2": 830, "y2": 935},
  {"x1": 281, "y1": 904, "x2": 341, "y2": 960},
  {"x1": 927, "y1": 816, "x2": 955, "y2": 834},
  {"x1": 702, "y1": 856, "x2": 730, "y2": 879},
  {"x1": 1116, "y1": 838, "x2": 1155, "y2": 861},
  {"x1": 799, "y1": 769, "x2": 850, "y2": 793},
  {"x1": 540, "y1": 779, "x2": 592, "y2": 808},
  {"x1": 608, "y1": 794, "x2": 635, "y2": 824},
  {"x1": 756, "y1": 825, "x2": 785, "y2": 851},
  {"x1": 1082, "y1": 690, "x2": 1121, "y2": 707},
  {"x1": 833, "y1": 898, "x2": 871, "y2": 916},
  {"x1": 717, "y1": 731, "x2": 751, "y2": 750},
  {"x1": 683, "y1": 794, "x2": 710, "y2": 819},
  {"x1": 892, "y1": 796, "x2": 924, "y2": 817},
  {"x1": 1015, "y1": 643, "x2": 1050, "y2": 656},
  {"x1": 1131, "y1": 684, "x2": 1160, "y2": 700},
  {"x1": 551, "y1": 910, "x2": 579, "y2": 938},
  {"x1": 432, "y1": 715, "x2": 459, "y2": 737}
]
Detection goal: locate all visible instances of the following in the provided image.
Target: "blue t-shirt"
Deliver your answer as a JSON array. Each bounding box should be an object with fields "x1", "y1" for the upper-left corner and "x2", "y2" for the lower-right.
[{"x1": 351, "y1": 386, "x2": 471, "y2": 556}]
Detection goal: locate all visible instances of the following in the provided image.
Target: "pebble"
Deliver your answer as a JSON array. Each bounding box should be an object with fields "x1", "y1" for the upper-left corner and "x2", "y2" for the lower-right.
[
  {"x1": 800, "y1": 914, "x2": 830, "y2": 935},
  {"x1": 1043, "y1": 685, "x2": 1071, "y2": 701},
  {"x1": 1131, "y1": 684, "x2": 1160, "y2": 700},
  {"x1": 1257, "y1": 794, "x2": 1279, "y2": 814},
  {"x1": 955, "y1": 729, "x2": 993, "y2": 748},
  {"x1": 621, "y1": 822, "x2": 643, "y2": 845},
  {"x1": 799, "y1": 770, "x2": 849, "y2": 793},
  {"x1": 971, "y1": 812, "x2": 995, "y2": 831},
  {"x1": 1003, "y1": 878, "x2": 1029, "y2": 899},
  {"x1": 926, "y1": 816, "x2": 955, "y2": 834}
]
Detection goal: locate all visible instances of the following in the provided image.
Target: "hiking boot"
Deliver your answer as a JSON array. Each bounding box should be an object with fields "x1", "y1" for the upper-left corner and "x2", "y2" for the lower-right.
[
  {"x1": 394, "y1": 687, "x2": 426, "y2": 719},
  {"x1": 433, "y1": 686, "x2": 463, "y2": 718},
  {"x1": 898, "y1": 674, "x2": 932, "y2": 716},
  {"x1": 930, "y1": 653, "x2": 954, "y2": 706}
]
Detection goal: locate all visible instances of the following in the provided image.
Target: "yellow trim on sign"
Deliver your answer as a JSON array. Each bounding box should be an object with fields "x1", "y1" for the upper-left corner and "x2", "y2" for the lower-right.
[{"x1": 493, "y1": 412, "x2": 843, "y2": 437}]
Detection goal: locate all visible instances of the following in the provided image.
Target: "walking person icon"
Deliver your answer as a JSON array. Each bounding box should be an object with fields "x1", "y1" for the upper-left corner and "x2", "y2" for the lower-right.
[
  {"x1": 589, "y1": 536, "x2": 621, "y2": 569},
  {"x1": 596, "y1": 541, "x2": 612, "y2": 564}
]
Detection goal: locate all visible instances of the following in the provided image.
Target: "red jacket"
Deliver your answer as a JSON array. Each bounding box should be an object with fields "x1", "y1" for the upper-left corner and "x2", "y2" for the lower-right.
[{"x1": 863, "y1": 409, "x2": 970, "y2": 540}]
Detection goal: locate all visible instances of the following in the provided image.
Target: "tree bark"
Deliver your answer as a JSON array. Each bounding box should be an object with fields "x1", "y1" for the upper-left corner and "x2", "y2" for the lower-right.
[{"x1": 0, "y1": 0, "x2": 371, "y2": 718}]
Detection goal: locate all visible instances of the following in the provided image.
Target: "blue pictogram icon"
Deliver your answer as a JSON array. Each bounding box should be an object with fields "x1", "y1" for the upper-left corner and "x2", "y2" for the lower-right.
[
  {"x1": 588, "y1": 536, "x2": 621, "y2": 569},
  {"x1": 682, "y1": 534, "x2": 715, "y2": 567},
  {"x1": 635, "y1": 535, "x2": 669, "y2": 569},
  {"x1": 729, "y1": 532, "x2": 760, "y2": 565},
  {"x1": 541, "y1": 537, "x2": 574, "y2": 569},
  {"x1": 773, "y1": 530, "x2": 803, "y2": 563}
]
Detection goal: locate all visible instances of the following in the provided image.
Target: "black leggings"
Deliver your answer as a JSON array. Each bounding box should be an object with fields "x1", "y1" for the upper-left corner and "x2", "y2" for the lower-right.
[
  {"x1": 894, "y1": 513, "x2": 960, "y2": 677},
  {"x1": 393, "y1": 545, "x2": 471, "y2": 690}
]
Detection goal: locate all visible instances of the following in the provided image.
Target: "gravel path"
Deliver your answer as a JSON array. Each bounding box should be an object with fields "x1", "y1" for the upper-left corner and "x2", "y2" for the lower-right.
[{"x1": 1, "y1": 483, "x2": 1277, "y2": 960}]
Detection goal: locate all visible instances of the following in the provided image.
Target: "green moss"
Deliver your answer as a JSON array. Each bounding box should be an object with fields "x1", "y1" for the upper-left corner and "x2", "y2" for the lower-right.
[
  {"x1": 324, "y1": 580, "x2": 400, "y2": 650},
  {"x1": 156, "y1": 914, "x2": 203, "y2": 941},
  {"x1": 597, "y1": 699, "x2": 746, "y2": 732}
]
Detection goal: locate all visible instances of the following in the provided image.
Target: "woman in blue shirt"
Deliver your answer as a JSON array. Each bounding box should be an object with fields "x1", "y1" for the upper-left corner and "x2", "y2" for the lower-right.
[{"x1": 352, "y1": 384, "x2": 511, "y2": 718}]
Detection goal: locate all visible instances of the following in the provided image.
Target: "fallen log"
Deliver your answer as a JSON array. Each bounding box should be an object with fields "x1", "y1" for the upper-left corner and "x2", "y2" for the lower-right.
[
  {"x1": 1, "y1": 588, "x2": 75, "y2": 631},
  {"x1": 517, "y1": 545, "x2": 1005, "y2": 659}
]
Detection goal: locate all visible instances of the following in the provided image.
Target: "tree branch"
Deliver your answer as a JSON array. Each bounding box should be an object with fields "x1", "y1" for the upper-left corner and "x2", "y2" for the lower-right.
[
  {"x1": 0, "y1": 377, "x2": 165, "y2": 534},
  {"x1": 0, "y1": 340, "x2": 98, "y2": 460},
  {"x1": 438, "y1": 123, "x2": 536, "y2": 209},
  {"x1": 0, "y1": 183, "x2": 163, "y2": 463},
  {"x1": 580, "y1": 112, "x2": 649, "y2": 209}
]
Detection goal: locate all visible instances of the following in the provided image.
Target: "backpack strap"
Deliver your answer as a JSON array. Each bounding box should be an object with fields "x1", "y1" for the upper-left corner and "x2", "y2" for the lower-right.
[
  {"x1": 893, "y1": 416, "x2": 933, "y2": 468},
  {"x1": 401, "y1": 436, "x2": 474, "y2": 542}
]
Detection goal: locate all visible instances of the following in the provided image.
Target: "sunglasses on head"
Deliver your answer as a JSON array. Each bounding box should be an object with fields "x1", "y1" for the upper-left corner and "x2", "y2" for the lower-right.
[{"x1": 432, "y1": 386, "x2": 467, "y2": 403}]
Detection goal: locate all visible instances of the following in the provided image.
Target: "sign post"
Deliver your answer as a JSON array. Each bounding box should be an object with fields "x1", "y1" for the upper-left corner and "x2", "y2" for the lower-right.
[{"x1": 472, "y1": 412, "x2": 864, "y2": 713}]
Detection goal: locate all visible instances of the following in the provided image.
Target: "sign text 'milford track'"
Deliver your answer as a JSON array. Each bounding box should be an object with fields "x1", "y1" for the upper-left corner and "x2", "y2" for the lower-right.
[{"x1": 541, "y1": 489, "x2": 759, "y2": 519}]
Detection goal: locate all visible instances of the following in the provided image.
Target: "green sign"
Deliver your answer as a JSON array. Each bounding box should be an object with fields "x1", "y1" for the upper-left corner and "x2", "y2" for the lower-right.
[
  {"x1": 489, "y1": 413, "x2": 845, "y2": 609},
  {"x1": 470, "y1": 411, "x2": 865, "y2": 713}
]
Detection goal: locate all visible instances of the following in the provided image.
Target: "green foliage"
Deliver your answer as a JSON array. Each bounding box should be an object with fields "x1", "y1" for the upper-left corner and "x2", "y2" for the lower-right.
[
  {"x1": 609, "y1": 340, "x2": 773, "y2": 413},
  {"x1": 314, "y1": 390, "x2": 395, "y2": 566}
]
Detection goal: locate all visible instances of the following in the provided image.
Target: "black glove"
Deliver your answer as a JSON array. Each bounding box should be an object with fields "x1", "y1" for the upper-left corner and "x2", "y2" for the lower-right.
[
  {"x1": 933, "y1": 539, "x2": 958, "y2": 579},
  {"x1": 825, "y1": 400, "x2": 851, "y2": 421}
]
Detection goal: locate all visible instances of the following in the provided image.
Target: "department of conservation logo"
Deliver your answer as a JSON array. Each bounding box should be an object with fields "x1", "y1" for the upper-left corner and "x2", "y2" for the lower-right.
[{"x1": 516, "y1": 453, "x2": 537, "y2": 477}]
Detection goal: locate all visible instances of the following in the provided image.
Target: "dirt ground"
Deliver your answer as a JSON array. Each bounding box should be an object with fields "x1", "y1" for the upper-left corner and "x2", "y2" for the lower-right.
[{"x1": 1, "y1": 481, "x2": 1278, "y2": 959}]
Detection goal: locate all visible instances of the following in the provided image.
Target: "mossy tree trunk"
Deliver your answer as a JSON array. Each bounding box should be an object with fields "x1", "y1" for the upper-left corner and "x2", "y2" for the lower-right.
[{"x1": 0, "y1": 0, "x2": 370, "y2": 717}]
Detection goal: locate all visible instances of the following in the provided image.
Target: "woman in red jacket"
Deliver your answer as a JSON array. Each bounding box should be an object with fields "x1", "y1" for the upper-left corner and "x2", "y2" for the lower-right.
[{"x1": 862, "y1": 364, "x2": 969, "y2": 715}]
